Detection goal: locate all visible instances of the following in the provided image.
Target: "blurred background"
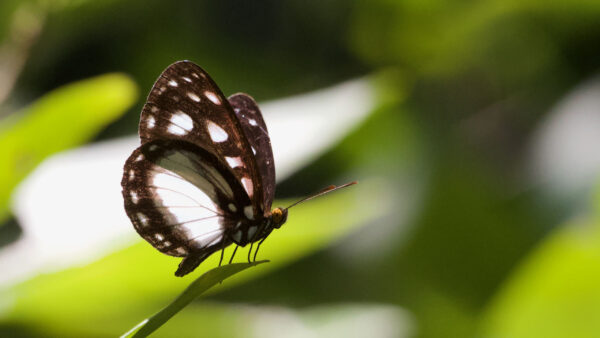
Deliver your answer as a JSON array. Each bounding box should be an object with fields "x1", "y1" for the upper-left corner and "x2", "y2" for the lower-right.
[{"x1": 1, "y1": 0, "x2": 600, "y2": 337}]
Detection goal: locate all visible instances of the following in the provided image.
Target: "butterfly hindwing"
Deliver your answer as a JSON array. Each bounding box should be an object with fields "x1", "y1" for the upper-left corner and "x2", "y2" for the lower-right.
[
  {"x1": 139, "y1": 61, "x2": 265, "y2": 217},
  {"x1": 228, "y1": 93, "x2": 276, "y2": 212},
  {"x1": 121, "y1": 139, "x2": 252, "y2": 261}
]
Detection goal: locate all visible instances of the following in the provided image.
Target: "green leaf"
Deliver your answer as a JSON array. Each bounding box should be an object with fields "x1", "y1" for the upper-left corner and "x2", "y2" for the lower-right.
[
  {"x1": 0, "y1": 73, "x2": 138, "y2": 221},
  {"x1": 480, "y1": 205, "x2": 600, "y2": 337},
  {"x1": 122, "y1": 261, "x2": 268, "y2": 338},
  {"x1": 1, "y1": 181, "x2": 390, "y2": 337}
]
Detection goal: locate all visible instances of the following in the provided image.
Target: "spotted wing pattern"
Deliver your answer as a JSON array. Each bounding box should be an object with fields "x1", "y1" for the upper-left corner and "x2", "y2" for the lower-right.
[
  {"x1": 228, "y1": 93, "x2": 275, "y2": 213},
  {"x1": 138, "y1": 61, "x2": 265, "y2": 216}
]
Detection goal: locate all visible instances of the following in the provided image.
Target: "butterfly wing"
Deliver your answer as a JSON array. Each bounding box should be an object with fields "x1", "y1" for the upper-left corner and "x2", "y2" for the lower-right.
[
  {"x1": 139, "y1": 61, "x2": 265, "y2": 216},
  {"x1": 228, "y1": 93, "x2": 276, "y2": 212},
  {"x1": 121, "y1": 139, "x2": 252, "y2": 275}
]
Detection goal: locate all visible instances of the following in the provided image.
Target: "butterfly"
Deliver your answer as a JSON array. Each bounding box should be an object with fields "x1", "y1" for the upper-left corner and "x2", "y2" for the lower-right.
[{"x1": 121, "y1": 61, "x2": 356, "y2": 276}]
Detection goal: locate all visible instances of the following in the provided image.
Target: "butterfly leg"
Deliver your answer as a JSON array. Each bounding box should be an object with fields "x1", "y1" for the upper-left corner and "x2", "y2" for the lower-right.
[
  {"x1": 229, "y1": 245, "x2": 239, "y2": 264},
  {"x1": 253, "y1": 237, "x2": 267, "y2": 262},
  {"x1": 218, "y1": 240, "x2": 226, "y2": 267},
  {"x1": 247, "y1": 242, "x2": 254, "y2": 263}
]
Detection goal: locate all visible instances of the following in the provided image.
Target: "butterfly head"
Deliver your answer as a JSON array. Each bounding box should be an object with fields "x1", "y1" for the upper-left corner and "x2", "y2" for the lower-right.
[{"x1": 270, "y1": 207, "x2": 288, "y2": 229}]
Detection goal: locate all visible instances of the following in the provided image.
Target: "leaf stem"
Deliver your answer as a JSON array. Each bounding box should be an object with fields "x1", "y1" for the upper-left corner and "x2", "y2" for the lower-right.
[{"x1": 122, "y1": 260, "x2": 268, "y2": 338}]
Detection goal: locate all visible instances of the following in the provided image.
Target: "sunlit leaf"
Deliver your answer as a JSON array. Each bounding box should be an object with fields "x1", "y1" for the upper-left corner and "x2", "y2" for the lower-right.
[
  {"x1": 122, "y1": 261, "x2": 268, "y2": 338},
  {"x1": 0, "y1": 73, "x2": 138, "y2": 221},
  {"x1": 0, "y1": 181, "x2": 390, "y2": 336}
]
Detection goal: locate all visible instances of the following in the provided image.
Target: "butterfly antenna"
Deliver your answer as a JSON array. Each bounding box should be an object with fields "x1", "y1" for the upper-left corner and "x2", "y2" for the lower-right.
[{"x1": 285, "y1": 181, "x2": 357, "y2": 210}]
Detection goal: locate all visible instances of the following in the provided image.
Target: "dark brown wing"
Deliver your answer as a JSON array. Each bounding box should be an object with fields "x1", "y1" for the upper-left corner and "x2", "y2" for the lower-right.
[
  {"x1": 121, "y1": 139, "x2": 252, "y2": 275},
  {"x1": 139, "y1": 61, "x2": 265, "y2": 217},
  {"x1": 228, "y1": 93, "x2": 275, "y2": 212}
]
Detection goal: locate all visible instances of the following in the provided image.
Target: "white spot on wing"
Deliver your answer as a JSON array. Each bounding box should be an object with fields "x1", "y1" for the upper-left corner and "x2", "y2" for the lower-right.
[
  {"x1": 168, "y1": 80, "x2": 178, "y2": 87},
  {"x1": 249, "y1": 118, "x2": 257, "y2": 126},
  {"x1": 137, "y1": 212, "x2": 149, "y2": 227},
  {"x1": 151, "y1": 106, "x2": 159, "y2": 113},
  {"x1": 182, "y1": 76, "x2": 192, "y2": 83},
  {"x1": 207, "y1": 121, "x2": 228, "y2": 142},
  {"x1": 155, "y1": 233, "x2": 164, "y2": 241},
  {"x1": 244, "y1": 205, "x2": 254, "y2": 220},
  {"x1": 128, "y1": 169, "x2": 135, "y2": 181},
  {"x1": 228, "y1": 203, "x2": 237, "y2": 212},
  {"x1": 251, "y1": 147, "x2": 256, "y2": 155},
  {"x1": 176, "y1": 247, "x2": 187, "y2": 255},
  {"x1": 204, "y1": 91, "x2": 221, "y2": 105},
  {"x1": 167, "y1": 124, "x2": 187, "y2": 135},
  {"x1": 147, "y1": 116, "x2": 156, "y2": 128},
  {"x1": 187, "y1": 92, "x2": 201, "y2": 102},
  {"x1": 170, "y1": 111, "x2": 194, "y2": 131},
  {"x1": 225, "y1": 156, "x2": 243, "y2": 168},
  {"x1": 241, "y1": 177, "x2": 253, "y2": 198},
  {"x1": 136, "y1": 154, "x2": 144, "y2": 161},
  {"x1": 130, "y1": 191, "x2": 139, "y2": 204}
]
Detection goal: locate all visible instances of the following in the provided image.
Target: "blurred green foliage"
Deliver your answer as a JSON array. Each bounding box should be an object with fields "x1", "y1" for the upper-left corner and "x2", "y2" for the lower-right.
[
  {"x1": 0, "y1": 74, "x2": 137, "y2": 222},
  {"x1": 1, "y1": 0, "x2": 600, "y2": 337},
  {"x1": 481, "y1": 185, "x2": 600, "y2": 337}
]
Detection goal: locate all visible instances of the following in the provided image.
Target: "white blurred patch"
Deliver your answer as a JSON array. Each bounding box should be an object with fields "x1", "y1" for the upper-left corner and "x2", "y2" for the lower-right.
[
  {"x1": 5, "y1": 77, "x2": 376, "y2": 286},
  {"x1": 239, "y1": 303, "x2": 413, "y2": 338},
  {"x1": 527, "y1": 76, "x2": 600, "y2": 201},
  {"x1": 263, "y1": 78, "x2": 374, "y2": 179},
  {"x1": 4, "y1": 138, "x2": 140, "y2": 286},
  {"x1": 331, "y1": 178, "x2": 421, "y2": 266}
]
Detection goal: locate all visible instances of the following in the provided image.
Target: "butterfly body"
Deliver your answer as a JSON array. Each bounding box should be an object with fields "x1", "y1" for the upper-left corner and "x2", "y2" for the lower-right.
[
  {"x1": 122, "y1": 60, "x2": 283, "y2": 276},
  {"x1": 122, "y1": 60, "x2": 352, "y2": 277}
]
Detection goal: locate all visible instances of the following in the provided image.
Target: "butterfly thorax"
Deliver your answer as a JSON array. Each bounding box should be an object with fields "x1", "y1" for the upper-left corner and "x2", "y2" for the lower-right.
[{"x1": 228, "y1": 207, "x2": 287, "y2": 246}]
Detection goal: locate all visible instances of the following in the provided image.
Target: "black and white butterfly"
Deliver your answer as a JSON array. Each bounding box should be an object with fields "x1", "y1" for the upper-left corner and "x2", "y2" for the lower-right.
[{"x1": 121, "y1": 61, "x2": 355, "y2": 276}]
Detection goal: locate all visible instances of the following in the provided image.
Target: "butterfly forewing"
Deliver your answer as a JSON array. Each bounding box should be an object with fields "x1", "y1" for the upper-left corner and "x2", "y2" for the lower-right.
[
  {"x1": 139, "y1": 61, "x2": 265, "y2": 217},
  {"x1": 121, "y1": 140, "x2": 252, "y2": 259},
  {"x1": 228, "y1": 93, "x2": 276, "y2": 212}
]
